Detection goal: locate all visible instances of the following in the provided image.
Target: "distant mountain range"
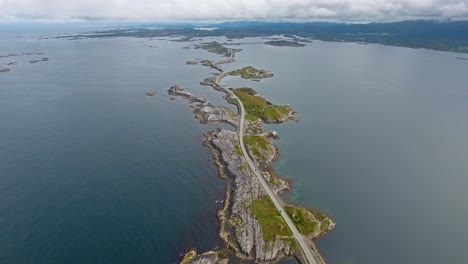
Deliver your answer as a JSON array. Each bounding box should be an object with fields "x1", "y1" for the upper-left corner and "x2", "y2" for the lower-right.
[
  {"x1": 206, "y1": 20, "x2": 468, "y2": 53},
  {"x1": 84, "y1": 20, "x2": 468, "y2": 53}
]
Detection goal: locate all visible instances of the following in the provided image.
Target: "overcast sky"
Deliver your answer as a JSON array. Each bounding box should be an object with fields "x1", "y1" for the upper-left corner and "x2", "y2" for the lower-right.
[{"x1": 0, "y1": 0, "x2": 467, "y2": 22}]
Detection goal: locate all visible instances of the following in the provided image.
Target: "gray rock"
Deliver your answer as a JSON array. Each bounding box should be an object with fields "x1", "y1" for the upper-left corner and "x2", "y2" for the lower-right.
[{"x1": 207, "y1": 129, "x2": 293, "y2": 261}]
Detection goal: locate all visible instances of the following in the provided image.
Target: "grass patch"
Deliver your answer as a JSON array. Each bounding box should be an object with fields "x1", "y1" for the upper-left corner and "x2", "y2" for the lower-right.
[
  {"x1": 238, "y1": 164, "x2": 248, "y2": 171},
  {"x1": 245, "y1": 113, "x2": 258, "y2": 122},
  {"x1": 311, "y1": 210, "x2": 326, "y2": 222},
  {"x1": 321, "y1": 219, "x2": 332, "y2": 232},
  {"x1": 244, "y1": 135, "x2": 269, "y2": 150},
  {"x1": 285, "y1": 206, "x2": 319, "y2": 236},
  {"x1": 250, "y1": 196, "x2": 292, "y2": 242},
  {"x1": 233, "y1": 66, "x2": 273, "y2": 79},
  {"x1": 236, "y1": 87, "x2": 256, "y2": 95},
  {"x1": 282, "y1": 238, "x2": 298, "y2": 250},
  {"x1": 244, "y1": 135, "x2": 271, "y2": 161},
  {"x1": 234, "y1": 88, "x2": 291, "y2": 122},
  {"x1": 234, "y1": 144, "x2": 242, "y2": 155},
  {"x1": 229, "y1": 215, "x2": 242, "y2": 226}
]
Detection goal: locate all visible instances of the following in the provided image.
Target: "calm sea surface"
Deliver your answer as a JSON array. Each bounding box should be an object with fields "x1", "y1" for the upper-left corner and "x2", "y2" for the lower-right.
[
  {"x1": 2, "y1": 24, "x2": 468, "y2": 264},
  {"x1": 224, "y1": 39, "x2": 468, "y2": 264},
  {"x1": 0, "y1": 24, "x2": 227, "y2": 264}
]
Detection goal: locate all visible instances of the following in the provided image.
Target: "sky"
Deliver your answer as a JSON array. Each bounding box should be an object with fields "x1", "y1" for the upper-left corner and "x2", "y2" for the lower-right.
[{"x1": 0, "y1": 0, "x2": 467, "y2": 22}]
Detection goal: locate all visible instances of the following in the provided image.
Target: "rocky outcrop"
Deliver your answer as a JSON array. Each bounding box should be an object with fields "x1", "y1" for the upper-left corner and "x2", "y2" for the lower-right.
[
  {"x1": 0, "y1": 67, "x2": 10, "y2": 72},
  {"x1": 206, "y1": 129, "x2": 295, "y2": 261},
  {"x1": 200, "y1": 76, "x2": 216, "y2": 86},
  {"x1": 195, "y1": 105, "x2": 238, "y2": 127},
  {"x1": 168, "y1": 85, "x2": 238, "y2": 128},
  {"x1": 169, "y1": 86, "x2": 297, "y2": 261},
  {"x1": 180, "y1": 250, "x2": 228, "y2": 264}
]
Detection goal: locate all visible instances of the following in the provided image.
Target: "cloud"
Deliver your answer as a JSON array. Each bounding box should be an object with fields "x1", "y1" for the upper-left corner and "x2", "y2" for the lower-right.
[{"x1": 0, "y1": 0, "x2": 468, "y2": 21}]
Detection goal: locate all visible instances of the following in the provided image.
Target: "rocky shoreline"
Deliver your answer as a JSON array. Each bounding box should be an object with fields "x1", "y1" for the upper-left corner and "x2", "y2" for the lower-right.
[{"x1": 170, "y1": 42, "x2": 335, "y2": 264}]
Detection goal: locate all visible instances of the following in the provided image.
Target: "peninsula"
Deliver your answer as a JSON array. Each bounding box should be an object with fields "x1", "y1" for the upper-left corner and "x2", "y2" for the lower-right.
[{"x1": 171, "y1": 42, "x2": 335, "y2": 264}]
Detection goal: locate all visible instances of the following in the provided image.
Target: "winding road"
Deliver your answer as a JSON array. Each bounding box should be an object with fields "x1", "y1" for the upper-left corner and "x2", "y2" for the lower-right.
[{"x1": 214, "y1": 64, "x2": 318, "y2": 264}]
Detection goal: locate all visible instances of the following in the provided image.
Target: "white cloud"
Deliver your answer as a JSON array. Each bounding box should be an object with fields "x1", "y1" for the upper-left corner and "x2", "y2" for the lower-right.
[
  {"x1": 0, "y1": 0, "x2": 467, "y2": 21},
  {"x1": 439, "y1": 2, "x2": 468, "y2": 16}
]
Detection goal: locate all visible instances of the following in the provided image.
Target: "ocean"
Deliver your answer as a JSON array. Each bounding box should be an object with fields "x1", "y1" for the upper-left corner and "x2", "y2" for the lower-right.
[{"x1": 2, "y1": 24, "x2": 468, "y2": 264}]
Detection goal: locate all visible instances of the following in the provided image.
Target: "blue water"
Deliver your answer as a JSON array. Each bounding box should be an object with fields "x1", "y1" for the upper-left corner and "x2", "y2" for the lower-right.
[
  {"x1": 224, "y1": 40, "x2": 468, "y2": 264},
  {"x1": 2, "y1": 24, "x2": 468, "y2": 264},
  {"x1": 0, "y1": 24, "x2": 227, "y2": 263}
]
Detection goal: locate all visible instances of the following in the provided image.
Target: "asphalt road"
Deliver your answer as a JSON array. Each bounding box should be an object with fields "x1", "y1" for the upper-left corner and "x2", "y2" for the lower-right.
[{"x1": 215, "y1": 68, "x2": 317, "y2": 264}]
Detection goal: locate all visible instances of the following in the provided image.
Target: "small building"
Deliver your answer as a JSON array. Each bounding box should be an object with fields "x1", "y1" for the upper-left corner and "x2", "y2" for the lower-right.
[{"x1": 270, "y1": 130, "x2": 279, "y2": 139}]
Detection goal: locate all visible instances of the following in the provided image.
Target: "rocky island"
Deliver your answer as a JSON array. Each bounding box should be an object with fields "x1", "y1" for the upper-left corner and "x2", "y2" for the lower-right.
[
  {"x1": 0, "y1": 67, "x2": 11, "y2": 73},
  {"x1": 30, "y1": 58, "x2": 49, "y2": 64},
  {"x1": 230, "y1": 66, "x2": 274, "y2": 79},
  {"x1": 169, "y1": 41, "x2": 334, "y2": 264},
  {"x1": 195, "y1": 41, "x2": 241, "y2": 57},
  {"x1": 265, "y1": 40, "x2": 306, "y2": 47}
]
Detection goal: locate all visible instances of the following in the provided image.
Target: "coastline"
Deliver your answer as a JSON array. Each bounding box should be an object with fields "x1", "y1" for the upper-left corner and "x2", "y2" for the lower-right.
[{"x1": 173, "y1": 42, "x2": 335, "y2": 264}]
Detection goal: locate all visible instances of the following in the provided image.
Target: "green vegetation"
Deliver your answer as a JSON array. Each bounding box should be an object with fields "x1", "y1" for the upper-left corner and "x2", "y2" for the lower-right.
[
  {"x1": 244, "y1": 135, "x2": 269, "y2": 150},
  {"x1": 245, "y1": 114, "x2": 258, "y2": 122},
  {"x1": 237, "y1": 164, "x2": 248, "y2": 171},
  {"x1": 234, "y1": 144, "x2": 242, "y2": 155},
  {"x1": 282, "y1": 238, "x2": 298, "y2": 250},
  {"x1": 195, "y1": 42, "x2": 234, "y2": 57},
  {"x1": 233, "y1": 88, "x2": 291, "y2": 122},
  {"x1": 265, "y1": 40, "x2": 306, "y2": 47},
  {"x1": 180, "y1": 250, "x2": 197, "y2": 264},
  {"x1": 321, "y1": 219, "x2": 332, "y2": 232},
  {"x1": 200, "y1": 59, "x2": 214, "y2": 66},
  {"x1": 311, "y1": 210, "x2": 326, "y2": 222},
  {"x1": 235, "y1": 87, "x2": 256, "y2": 95},
  {"x1": 244, "y1": 135, "x2": 271, "y2": 161},
  {"x1": 229, "y1": 215, "x2": 243, "y2": 226},
  {"x1": 285, "y1": 206, "x2": 319, "y2": 235},
  {"x1": 232, "y1": 66, "x2": 273, "y2": 79},
  {"x1": 268, "y1": 176, "x2": 277, "y2": 185},
  {"x1": 250, "y1": 196, "x2": 292, "y2": 242}
]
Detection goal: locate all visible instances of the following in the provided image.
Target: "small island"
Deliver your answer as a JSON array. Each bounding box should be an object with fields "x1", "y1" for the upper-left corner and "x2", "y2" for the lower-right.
[
  {"x1": 0, "y1": 67, "x2": 10, "y2": 73},
  {"x1": 145, "y1": 92, "x2": 156, "y2": 96},
  {"x1": 230, "y1": 66, "x2": 273, "y2": 79},
  {"x1": 30, "y1": 58, "x2": 49, "y2": 64},
  {"x1": 233, "y1": 87, "x2": 294, "y2": 123},
  {"x1": 265, "y1": 40, "x2": 306, "y2": 47},
  {"x1": 195, "y1": 41, "x2": 241, "y2": 57}
]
